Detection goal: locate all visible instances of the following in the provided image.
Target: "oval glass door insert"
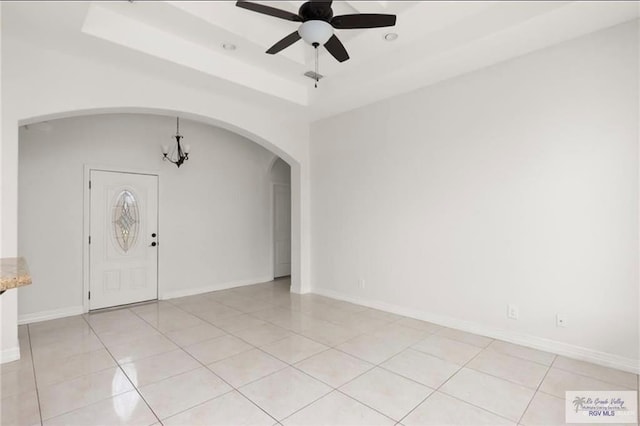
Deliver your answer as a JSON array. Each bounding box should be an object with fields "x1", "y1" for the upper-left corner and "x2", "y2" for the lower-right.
[{"x1": 112, "y1": 190, "x2": 139, "y2": 252}]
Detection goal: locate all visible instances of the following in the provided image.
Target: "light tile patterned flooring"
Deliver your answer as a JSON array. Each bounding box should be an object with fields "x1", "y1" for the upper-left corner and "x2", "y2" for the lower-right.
[{"x1": 2, "y1": 278, "x2": 638, "y2": 425}]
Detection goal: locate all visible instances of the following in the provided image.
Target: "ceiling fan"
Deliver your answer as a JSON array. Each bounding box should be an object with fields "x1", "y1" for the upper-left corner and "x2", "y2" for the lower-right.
[{"x1": 235, "y1": 0, "x2": 397, "y2": 63}]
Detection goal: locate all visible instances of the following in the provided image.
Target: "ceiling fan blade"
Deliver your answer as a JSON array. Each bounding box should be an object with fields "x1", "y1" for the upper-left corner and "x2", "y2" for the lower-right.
[
  {"x1": 324, "y1": 34, "x2": 349, "y2": 62},
  {"x1": 236, "y1": 1, "x2": 301, "y2": 22},
  {"x1": 331, "y1": 14, "x2": 396, "y2": 29},
  {"x1": 266, "y1": 31, "x2": 302, "y2": 54}
]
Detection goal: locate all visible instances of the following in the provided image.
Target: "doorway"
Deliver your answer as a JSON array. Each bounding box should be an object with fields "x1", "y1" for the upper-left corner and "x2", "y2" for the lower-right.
[
  {"x1": 273, "y1": 183, "x2": 291, "y2": 278},
  {"x1": 89, "y1": 170, "x2": 159, "y2": 310},
  {"x1": 271, "y1": 158, "x2": 291, "y2": 278}
]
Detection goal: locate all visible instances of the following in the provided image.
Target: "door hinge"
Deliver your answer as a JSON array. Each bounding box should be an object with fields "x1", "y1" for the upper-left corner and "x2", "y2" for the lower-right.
[
  {"x1": 88, "y1": 236, "x2": 91, "y2": 245},
  {"x1": 89, "y1": 180, "x2": 92, "y2": 190},
  {"x1": 88, "y1": 291, "x2": 91, "y2": 300}
]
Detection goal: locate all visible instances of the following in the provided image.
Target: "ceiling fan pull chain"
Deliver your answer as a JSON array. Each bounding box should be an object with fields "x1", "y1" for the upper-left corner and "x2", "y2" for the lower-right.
[{"x1": 314, "y1": 44, "x2": 319, "y2": 88}]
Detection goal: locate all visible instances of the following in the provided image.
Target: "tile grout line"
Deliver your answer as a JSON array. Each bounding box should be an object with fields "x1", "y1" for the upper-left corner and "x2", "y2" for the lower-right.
[
  {"x1": 146, "y1": 292, "x2": 400, "y2": 423},
  {"x1": 399, "y1": 340, "x2": 517, "y2": 425},
  {"x1": 162, "y1": 297, "x2": 310, "y2": 368},
  {"x1": 329, "y1": 329, "x2": 440, "y2": 374},
  {"x1": 129, "y1": 305, "x2": 236, "y2": 364},
  {"x1": 278, "y1": 350, "x2": 385, "y2": 421},
  {"x1": 516, "y1": 354, "x2": 557, "y2": 426},
  {"x1": 452, "y1": 355, "x2": 551, "y2": 391},
  {"x1": 408, "y1": 339, "x2": 564, "y2": 390},
  {"x1": 396, "y1": 342, "x2": 484, "y2": 424},
  {"x1": 79, "y1": 312, "x2": 162, "y2": 425},
  {"x1": 128, "y1": 302, "x2": 281, "y2": 425},
  {"x1": 121, "y1": 349, "x2": 203, "y2": 388},
  {"x1": 300, "y1": 329, "x2": 457, "y2": 423},
  {"x1": 28, "y1": 331, "x2": 124, "y2": 423},
  {"x1": 26, "y1": 324, "x2": 44, "y2": 426},
  {"x1": 233, "y1": 303, "x2": 467, "y2": 422},
  {"x1": 34, "y1": 351, "x2": 120, "y2": 389},
  {"x1": 296, "y1": 333, "x2": 438, "y2": 423},
  {"x1": 329, "y1": 339, "x2": 429, "y2": 423},
  {"x1": 168, "y1": 291, "x2": 361, "y2": 367},
  {"x1": 484, "y1": 340, "x2": 556, "y2": 367},
  {"x1": 334, "y1": 388, "x2": 403, "y2": 424},
  {"x1": 193, "y1": 326, "x2": 337, "y2": 422}
]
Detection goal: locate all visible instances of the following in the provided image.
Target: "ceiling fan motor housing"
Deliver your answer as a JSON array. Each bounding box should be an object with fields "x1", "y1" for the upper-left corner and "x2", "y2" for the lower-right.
[{"x1": 299, "y1": 2, "x2": 333, "y2": 22}]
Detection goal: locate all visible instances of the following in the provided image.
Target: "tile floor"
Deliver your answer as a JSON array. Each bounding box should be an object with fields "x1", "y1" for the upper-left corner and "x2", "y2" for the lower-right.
[{"x1": 1, "y1": 278, "x2": 638, "y2": 426}]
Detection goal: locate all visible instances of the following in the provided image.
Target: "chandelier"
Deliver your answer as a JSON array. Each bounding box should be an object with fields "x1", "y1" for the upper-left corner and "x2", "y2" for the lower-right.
[{"x1": 162, "y1": 117, "x2": 190, "y2": 168}]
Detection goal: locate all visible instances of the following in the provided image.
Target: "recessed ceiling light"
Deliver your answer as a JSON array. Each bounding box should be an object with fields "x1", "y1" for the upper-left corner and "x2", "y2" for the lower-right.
[
  {"x1": 384, "y1": 33, "x2": 398, "y2": 42},
  {"x1": 223, "y1": 43, "x2": 237, "y2": 51}
]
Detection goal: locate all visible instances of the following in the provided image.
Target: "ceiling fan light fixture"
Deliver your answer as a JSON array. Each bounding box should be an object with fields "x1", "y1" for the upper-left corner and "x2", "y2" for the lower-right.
[{"x1": 298, "y1": 20, "x2": 333, "y2": 46}]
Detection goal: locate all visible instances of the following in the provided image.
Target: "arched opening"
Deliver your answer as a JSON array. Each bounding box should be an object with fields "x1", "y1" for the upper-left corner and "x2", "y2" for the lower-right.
[
  {"x1": 18, "y1": 107, "x2": 300, "y2": 168},
  {"x1": 14, "y1": 109, "x2": 305, "y2": 319}
]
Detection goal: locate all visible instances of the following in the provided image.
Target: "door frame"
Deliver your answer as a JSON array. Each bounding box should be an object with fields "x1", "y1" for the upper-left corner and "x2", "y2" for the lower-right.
[{"x1": 82, "y1": 164, "x2": 160, "y2": 313}]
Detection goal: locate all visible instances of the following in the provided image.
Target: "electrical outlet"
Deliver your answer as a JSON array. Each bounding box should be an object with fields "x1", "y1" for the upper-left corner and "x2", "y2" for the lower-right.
[
  {"x1": 358, "y1": 279, "x2": 365, "y2": 289},
  {"x1": 507, "y1": 304, "x2": 519, "y2": 320},
  {"x1": 556, "y1": 313, "x2": 567, "y2": 327}
]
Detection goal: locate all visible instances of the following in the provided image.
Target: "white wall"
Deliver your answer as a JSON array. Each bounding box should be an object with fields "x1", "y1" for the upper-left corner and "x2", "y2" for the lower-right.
[
  {"x1": 18, "y1": 114, "x2": 279, "y2": 317},
  {"x1": 0, "y1": 2, "x2": 20, "y2": 363},
  {"x1": 311, "y1": 21, "x2": 639, "y2": 371}
]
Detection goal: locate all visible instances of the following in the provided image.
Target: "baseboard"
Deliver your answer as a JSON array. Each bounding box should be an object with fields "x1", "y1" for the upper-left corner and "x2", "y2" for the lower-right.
[
  {"x1": 313, "y1": 287, "x2": 640, "y2": 375},
  {"x1": 0, "y1": 346, "x2": 20, "y2": 364},
  {"x1": 18, "y1": 305, "x2": 85, "y2": 325},
  {"x1": 160, "y1": 277, "x2": 274, "y2": 300},
  {"x1": 16, "y1": 278, "x2": 274, "y2": 323}
]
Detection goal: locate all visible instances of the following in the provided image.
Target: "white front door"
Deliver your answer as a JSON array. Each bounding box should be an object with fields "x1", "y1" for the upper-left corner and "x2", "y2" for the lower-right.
[
  {"x1": 273, "y1": 183, "x2": 291, "y2": 278},
  {"x1": 89, "y1": 170, "x2": 158, "y2": 310}
]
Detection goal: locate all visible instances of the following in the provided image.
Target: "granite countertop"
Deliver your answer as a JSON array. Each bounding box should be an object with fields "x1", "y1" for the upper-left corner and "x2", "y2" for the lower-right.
[{"x1": 0, "y1": 257, "x2": 32, "y2": 292}]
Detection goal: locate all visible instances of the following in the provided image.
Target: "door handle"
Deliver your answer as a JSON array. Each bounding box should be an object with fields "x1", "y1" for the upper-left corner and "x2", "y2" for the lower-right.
[{"x1": 150, "y1": 242, "x2": 157, "y2": 247}]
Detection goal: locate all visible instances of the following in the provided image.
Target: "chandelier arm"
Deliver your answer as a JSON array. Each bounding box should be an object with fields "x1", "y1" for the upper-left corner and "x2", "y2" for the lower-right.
[{"x1": 176, "y1": 135, "x2": 184, "y2": 158}]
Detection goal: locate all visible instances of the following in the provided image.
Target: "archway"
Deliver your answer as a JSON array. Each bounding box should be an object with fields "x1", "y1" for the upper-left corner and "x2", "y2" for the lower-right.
[
  {"x1": 2, "y1": 107, "x2": 309, "y2": 345},
  {"x1": 18, "y1": 108, "x2": 300, "y2": 169}
]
